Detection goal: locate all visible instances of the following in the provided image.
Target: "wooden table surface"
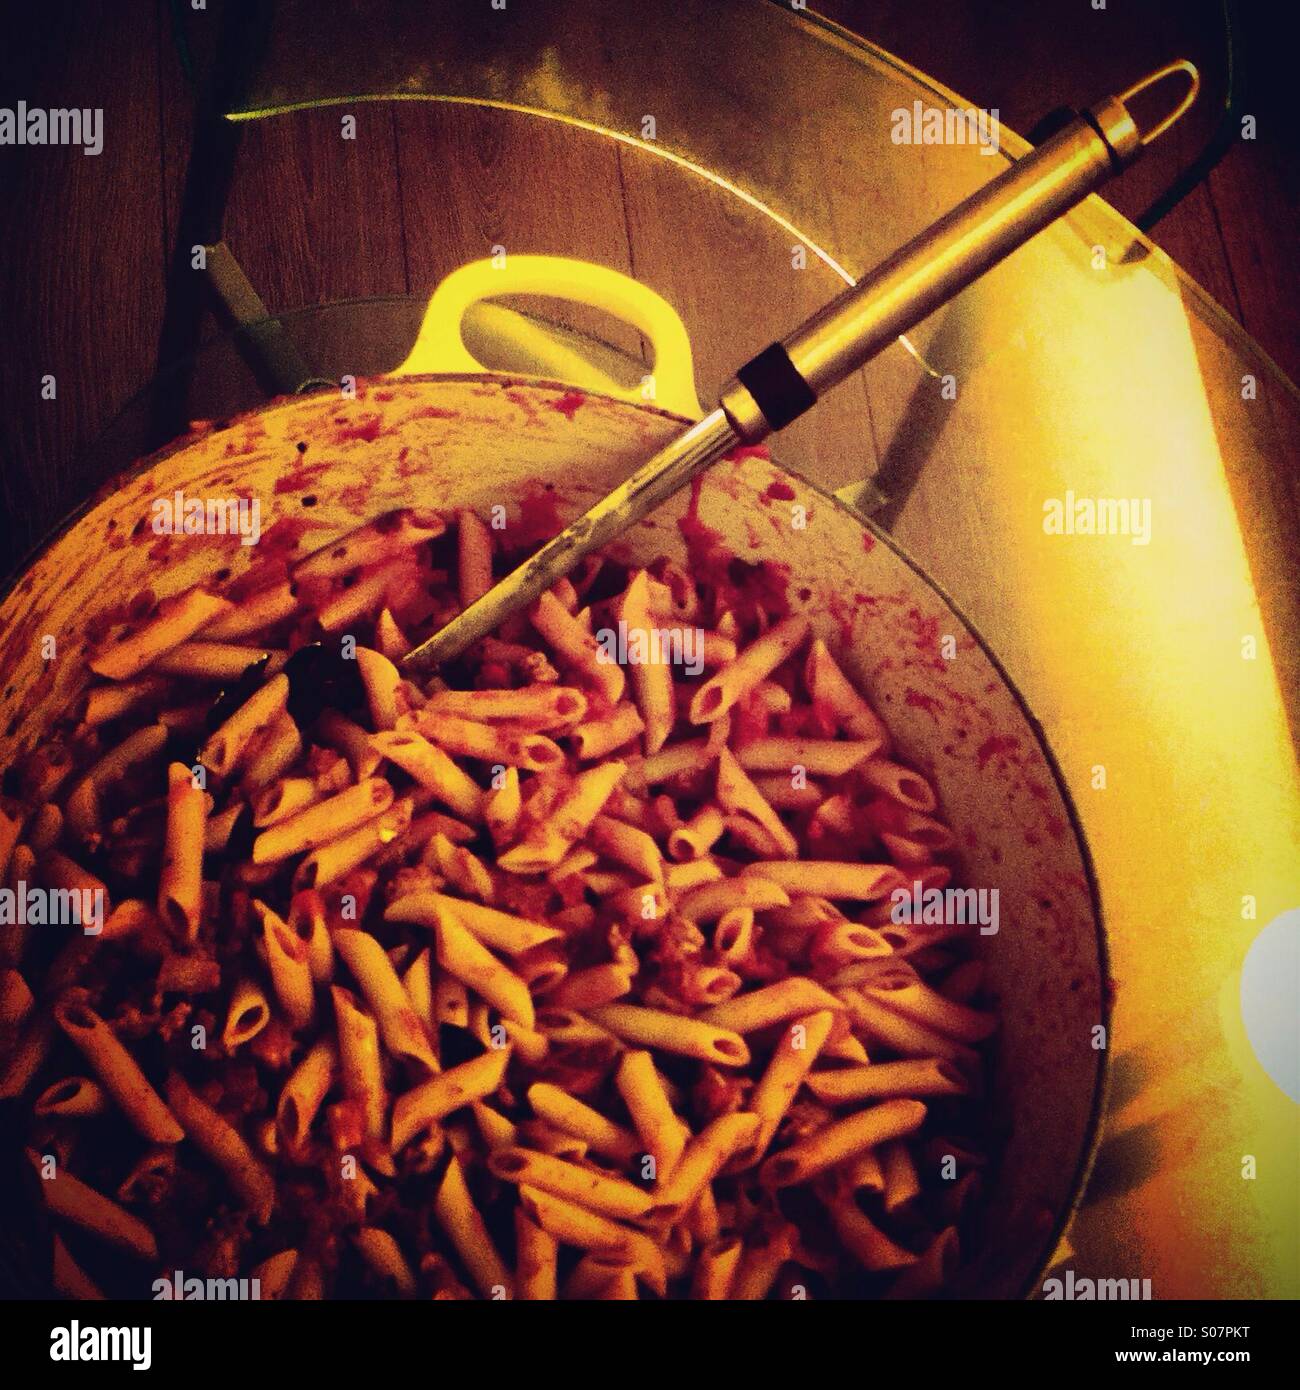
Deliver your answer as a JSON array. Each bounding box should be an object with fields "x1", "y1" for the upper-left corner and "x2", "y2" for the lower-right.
[{"x1": 0, "y1": 0, "x2": 1295, "y2": 578}]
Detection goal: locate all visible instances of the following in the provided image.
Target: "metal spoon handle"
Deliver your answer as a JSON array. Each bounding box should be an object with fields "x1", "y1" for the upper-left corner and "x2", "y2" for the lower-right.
[
  {"x1": 404, "y1": 408, "x2": 737, "y2": 670},
  {"x1": 402, "y1": 63, "x2": 1197, "y2": 674}
]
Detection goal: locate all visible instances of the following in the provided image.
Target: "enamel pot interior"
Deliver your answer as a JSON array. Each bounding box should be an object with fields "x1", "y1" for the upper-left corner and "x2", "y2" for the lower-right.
[{"x1": 0, "y1": 375, "x2": 1105, "y2": 1298}]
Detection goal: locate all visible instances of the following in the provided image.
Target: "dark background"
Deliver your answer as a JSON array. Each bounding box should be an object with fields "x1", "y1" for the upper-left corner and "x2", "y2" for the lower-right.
[{"x1": 0, "y1": 0, "x2": 1295, "y2": 581}]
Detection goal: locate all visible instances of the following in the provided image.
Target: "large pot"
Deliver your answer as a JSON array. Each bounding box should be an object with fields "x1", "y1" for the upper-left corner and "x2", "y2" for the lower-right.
[{"x1": 0, "y1": 375, "x2": 1105, "y2": 1299}]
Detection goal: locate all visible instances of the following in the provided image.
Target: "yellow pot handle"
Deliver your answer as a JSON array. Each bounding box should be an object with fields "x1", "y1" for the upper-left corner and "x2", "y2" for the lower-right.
[{"x1": 396, "y1": 254, "x2": 703, "y2": 419}]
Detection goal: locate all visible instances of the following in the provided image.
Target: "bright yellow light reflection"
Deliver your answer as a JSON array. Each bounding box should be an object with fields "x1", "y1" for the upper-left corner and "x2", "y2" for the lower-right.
[{"x1": 932, "y1": 225, "x2": 1299, "y2": 1298}]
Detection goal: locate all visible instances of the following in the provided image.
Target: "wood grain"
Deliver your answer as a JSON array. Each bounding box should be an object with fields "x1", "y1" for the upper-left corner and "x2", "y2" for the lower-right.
[
  {"x1": 394, "y1": 103, "x2": 641, "y2": 359},
  {"x1": 0, "y1": 0, "x2": 166, "y2": 567},
  {"x1": 0, "y1": 0, "x2": 1293, "y2": 584}
]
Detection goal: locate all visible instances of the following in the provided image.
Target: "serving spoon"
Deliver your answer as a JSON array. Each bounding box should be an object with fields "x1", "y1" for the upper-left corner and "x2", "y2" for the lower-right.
[{"x1": 400, "y1": 62, "x2": 1200, "y2": 674}]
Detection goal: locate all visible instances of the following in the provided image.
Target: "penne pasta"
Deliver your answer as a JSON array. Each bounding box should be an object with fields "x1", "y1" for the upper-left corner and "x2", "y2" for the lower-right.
[
  {"x1": 856, "y1": 974, "x2": 998, "y2": 1043},
  {"x1": 648, "y1": 1112, "x2": 761, "y2": 1217},
  {"x1": 588, "y1": 1004, "x2": 749, "y2": 1067},
  {"x1": 293, "y1": 796, "x2": 412, "y2": 891},
  {"x1": 716, "y1": 747, "x2": 798, "y2": 857},
  {"x1": 615, "y1": 1049, "x2": 687, "y2": 1184},
  {"x1": 699, "y1": 978, "x2": 844, "y2": 1035},
  {"x1": 714, "y1": 906, "x2": 756, "y2": 963},
  {"x1": 689, "y1": 616, "x2": 809, "y2": 724},
  {"x1": 497, "y1": 762, "x2": 627, "y2": 874},
  {"x1": 483, "y1": 764, "x2": 522, "y2": 844},
  {"x1": 80, "y1": 678, "x2": 166, "y2": 728},
  {"x1": 839, "y1": 988, "x2": 978, "y2": 1064},
  {"x1": 413, "y1": 710, "x2": 564, "y2": 773},
  {"x1": 473, "y1": 1101, "x2": 518, "y2": 1149},
  {"x1": 881, "y1": 1139, "x2": 921, "y2": 1213},
  {"x1": 241, "y1": 713, "x2": 302, "y2": 794},
  {"x1": 164, "y1": 1072, "x2": 275, "y2": 1223},
  {"x1": 424, "y1": 684, "x2": 589, "y2": 731},
  {"x1": 761, "y1": 1099, "x2": 927, "y2": 1187},
  {"x1": 354, "y1": 1227, "x2": 418, "y2": 1296},
  {"x1": 741, "y1": 859, "x2": 907, "y2": 902},
  {"x1": 805, "y1": 1058, "x2": 970, "y2": 1104},
  {"x1": 53, "y1": 998, "x2": 183, "y2": 1143},
  {"x1": 317, "y1": 558, "x2": 420, "y2": 632},
  {"x1": 200, "y1": 674, "x2": 289, "y2": 780},
  {"x1": 315, "y1": 708, "x2": 383, "y2": 777},
  {"x1": 589, "y1": 813, "x2": 663, "y2": 882},
  {"x1": 676, "y1": 874, "x2": 790, "y2": 921},
  {"x1": 514, "y1": 1207, "x2": 559, "y2": 1301},
  {"x1": 456, "y1": 508, "x2": 493, "y2": 608},
  {"x1": 203, "y1": 582, "x2": 298, "y2": 641},
  {"x1": 252, "y1": 777, "x2": 393, "y2": 864},
  {"x1": 32, "y1": 1151, "x2": 159, "y2": 1260},
  {"x1": 223, "y1": 978, "x2": 271, "y2": 1050},
  {"x1": 433, "y1": 973, "x2": 470, "y2": 1029},
  {"x1": 823, "y1": 1195, "x2": 916, "y2": 1272},
  {"x1": 518, "y1": 1186, "x2": 665, "y2": 1296},
  {"x1": 294, "y1": 509, "x2": 446, "y2": 581},
  {"x1": 277, "y1": 1038, "x2": 336, "y2": 1148},
  {"x1": 90, "y1": 588, "x2": 233, "y2": 681},
  {"x1": 666, "y1": 804, "x2": 726, "y2": 862},
  {"x1": 151, "y1": 642, "x2": 284, "y2": 682},
  {"x1": 664, "y1": 858, "x2": 723, "y2": 893},
  {"x1": 532, "y1": 590, "x2": 625, "y2": 707},
  {"x1": 566, "y1": 1250, "x2": 641, "y2": 1301},
  {"x1": 731, "y1": 1222, "x2": 796, "y2": 1300},
  {"x1": 66, "y1": 723, "x2": 169, "y2": 840},
  {"x1": 331, "y1": 986, "x2": 387, "y2": 1144},
  {"x1": 254, "y1": 902, "x2": 315, "y2": 1030},
  {"x1": 434, "y1": 1153, "x2": 513, "y2": 1298},
  {"x1": 748, "y1": 1010, "x2": 835, "y2": 1157},
  {"x1": 252, "y1": 776, "x2": 322, "y2": 828},
  {"x1": 401, "y1": 947, "x2": 435, "y2": 1031},
  {"x1": 157, "y1": 762, "x2": 207, "y2": 940},
  {"x1": 736, "y1": 737, "x2": 880, "y2": 777},
  {"x1": 859, "y1": 759, "x2": 938, "y2": 813},
  {"x1": 488, "y1": 1146, "x2": 655, "y2": 1221},
  {"x1": 334, "y1": 929, "x2": 439, "y2": 1072},
  {"x1": 526, "y1": 1083, "x2": 640, "y2": 1165},
  {"x1": 390, "y1": 1046, "x2": 511, "y2": 1152},
  {"x1": 618, "y1": 570, "x2": 673, "y2": 754},
  {"x1": 804, "y1": 638, "x2": 889, "y2": 745},
  {"x1": 250, "y1": 1249, "x2": 301, "y2": 1301},
  {"x1": 355, "y1": 647, "x2": 402, "y2": 732},
  {"x1": 546, "y1": 964, "x2": 633, "y2": 1012},
  {"x1": 34, "y1": 1074, "x2": 107, "y2": 1118},
  {"x1": 691, "y1": 1233, "x2": 743, "y2": 1300},
  {"x1": 432, "y1": 903, "x2": 535, "y2": 1028},
  {"x1": 570, "y1": 702, "x2": 646, "y2": 761}
]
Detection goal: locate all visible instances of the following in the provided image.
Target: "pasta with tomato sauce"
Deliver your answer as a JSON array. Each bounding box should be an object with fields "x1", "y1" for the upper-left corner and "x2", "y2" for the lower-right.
[{"x1": 0, "y1": 504, "x2": 995, "y2": 1300}]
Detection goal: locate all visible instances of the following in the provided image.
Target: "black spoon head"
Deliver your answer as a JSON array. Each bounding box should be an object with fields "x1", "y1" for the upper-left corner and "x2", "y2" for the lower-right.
[{"x1": 282, "y1": 642, "x2": 368, "y2": 727}]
